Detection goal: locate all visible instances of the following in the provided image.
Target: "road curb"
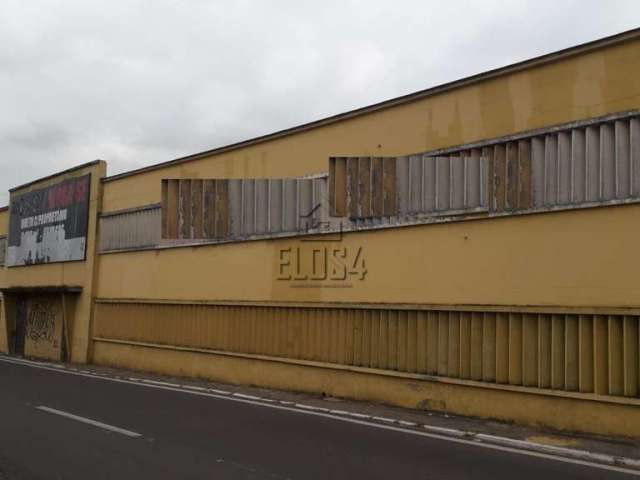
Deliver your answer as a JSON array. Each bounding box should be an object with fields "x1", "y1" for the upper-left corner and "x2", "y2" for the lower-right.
[{"x1": 471, "y1": 433, "x2": 640, "y2": 470}]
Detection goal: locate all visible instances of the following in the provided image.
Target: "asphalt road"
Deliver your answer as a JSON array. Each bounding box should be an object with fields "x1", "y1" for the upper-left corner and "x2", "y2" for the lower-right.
[{"x1": 0, "y1": 357, "x2": 636, "y2": 480}]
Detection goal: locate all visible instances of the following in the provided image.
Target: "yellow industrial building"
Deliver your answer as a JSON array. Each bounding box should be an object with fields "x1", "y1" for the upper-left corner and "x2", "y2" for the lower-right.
[{"x1": 1, "y1": 28, "x2": 639, "y2": 437}]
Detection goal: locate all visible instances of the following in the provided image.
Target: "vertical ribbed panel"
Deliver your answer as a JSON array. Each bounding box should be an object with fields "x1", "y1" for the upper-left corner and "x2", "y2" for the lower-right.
[
  {"x1": 397, "y1": 152, "x2": 489, "y2": 216},
  {"x1": 329, "y1": 152, "x2": 484, "y2": 220},
  {"x1": 99, "y1": 206, "x2": 161, "y2": 251},
  {"x1": 254, "y1": 179, "x2": 269, "y2": 234},
  {"x1": 242, "y1": 179, "x2": 255, "y2": 235},
  {"x1": 283, "y1": 179, "x2": 298, "y2": 232},
  {"x1": 160, "y1": 176, "x2": 328, "y2": 240},
  {"x1": 484, "y1": 118, "x2": 640, "y2": 211},
  {"x1": 330, "y1": 156, "x2": 398, "y2": 220},
  {"x1": 228, "y1": 179, "x2": 243, "y2": 237},
  {"x1": 94, "y1": 303, "x2": 640, "y2": 399},
  {"x1": 601, "y1": 123, "x2": 616, "y2": 200},
  {"x1": 161, "y1": 179, "x2": 230, "y2": 240},
  {"x1": 268, "y1": 179, "x2": 283, "y2": 233},
  {"x1": 571, "y1": 129, "x2": 586, "y2": 204},
  {"x1": 232, "y1": 176, "x2": 326, "y2": 236},
  {"x1": 395, "y1": 156, "x2": 486, "y2": 216},
  {"x1": 586, "y1": 126, "x2": 600, "y2": 202},
  {"x1": 434, "y1": 116, "x2": 640, "y2": 211},
  {"x1": 298, "y1": 179, "x2": 314, "y2": 230},
  {"x1": 0, "y1": 236, "x2": 6, "y2": 265},
  {"x1": 631, "y1": 118, "x2": 640, "y2": 196}
]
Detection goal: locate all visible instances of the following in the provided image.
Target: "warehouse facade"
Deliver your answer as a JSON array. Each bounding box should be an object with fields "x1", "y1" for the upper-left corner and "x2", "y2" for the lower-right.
[{"x1": 1, "y1": 29, "x2": 640, "y2": 437}]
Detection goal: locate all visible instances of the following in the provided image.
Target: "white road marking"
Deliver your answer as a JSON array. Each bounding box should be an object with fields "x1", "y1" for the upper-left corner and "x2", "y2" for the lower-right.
[
  {"x1": 208, "y1": 388, "x2": 231, "y2": 395},
  {"x1": 232, "y1": 393, "x2": 262, "y2": 401},
  {"x1": 1, "y1": 356, "x2": 638, "y2": 476},
  {"x1": 180, "y1": 385, "x2": 209, "y2": 391},
  {"x1": 295, "y1": 403, "x2": 329, "y2": 412},
  {"x1": 424, "y1": 425, "x2": 467, "y2": 437},
  {"x1": 372, "y1": 416, "x2": 396, "y2": 423},
  {"x1": 398, "y1": 420, "x2": 417, "y2": 426},
  {"x1": 35, "y1": 405, "x2": 142, "y2": 438},
  {"x1": 135, "y1": 378, "x2": 181, "y2": 388}
]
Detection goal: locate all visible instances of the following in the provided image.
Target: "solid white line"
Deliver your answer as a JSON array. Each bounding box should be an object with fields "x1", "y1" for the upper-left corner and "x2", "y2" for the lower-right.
[
  {"x1": 35, "y1": 406, "x2": 142, "y2": 438},
  {"x1": 1, "y1": 356, "x2": 637, "y2": 476}
]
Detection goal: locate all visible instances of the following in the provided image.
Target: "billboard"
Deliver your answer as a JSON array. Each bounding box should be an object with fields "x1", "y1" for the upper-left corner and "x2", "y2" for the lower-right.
[{"x1": 7, "y1": 174, "x2": 91, "y2": 266}]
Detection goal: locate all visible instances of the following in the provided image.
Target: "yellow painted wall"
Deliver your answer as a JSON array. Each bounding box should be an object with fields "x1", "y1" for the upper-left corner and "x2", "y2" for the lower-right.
[
  {"x1": 0, "y1": 209, "x2": 7, "y2": 236},
  {"x1": 0, "y1": 297, "x2": 6, "y2": 353},
  {"x1": 101, "y1": 36, "x2": 640, "y2": 212},
  {"x1": 96, "y1": 204, "x2": 640, "y2": 308},
  {"x1": 92, "y1": 341, "x2": 640, "y2": 438},
  {"x1": 0, "y1": 162, "x2": 106, "y2": 362}
]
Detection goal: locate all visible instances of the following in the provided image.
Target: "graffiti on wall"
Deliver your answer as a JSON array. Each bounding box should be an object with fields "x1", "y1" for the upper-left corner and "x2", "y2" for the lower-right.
[
  {"x1": 24, "y1": 296, "x2": 63, "y2": 360},
  {"x1": 26, "y1": 298, "x2": 57, "y2": 346}
]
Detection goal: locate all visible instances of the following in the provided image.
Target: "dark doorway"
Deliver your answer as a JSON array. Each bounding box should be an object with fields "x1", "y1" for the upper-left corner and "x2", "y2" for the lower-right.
[{"x1": 13, "y1": 296, "x2": 27, "y2": 356}]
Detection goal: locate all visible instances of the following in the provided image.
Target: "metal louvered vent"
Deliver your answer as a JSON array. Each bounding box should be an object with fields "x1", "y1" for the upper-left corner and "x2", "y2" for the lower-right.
[
  {"x1": 99, "y1": 205, "x2": 161, "y2": 252},
  {"x1": 435, "y1": 115, "x2": 640, "y2": 212},
  {"x1": 395, "y1": 155, "x2": 487, "y2": 216},
  {"x1": 328, "y1": 155, "x2": 487, "y2": 220},
  {"x1": 161, "y1": 176, "x2": 331, "y2": 241},
  {"x1": 0, "y1": 236, "x2": 6, "y2": 265},
  {"x1": 329, "y1": 157, "x2": 397, "y2": 218},
  {"x1": 228, "y1": 177, "x2": 331, "y2": 237},
  {"x1": 329, "y1": 112, "x2": 640, "y2": 220}
]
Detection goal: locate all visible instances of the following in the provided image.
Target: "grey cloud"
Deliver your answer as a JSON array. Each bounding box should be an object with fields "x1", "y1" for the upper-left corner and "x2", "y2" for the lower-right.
[{"x1": 1, "y1": 0, "x2": 639, "y2": 205}]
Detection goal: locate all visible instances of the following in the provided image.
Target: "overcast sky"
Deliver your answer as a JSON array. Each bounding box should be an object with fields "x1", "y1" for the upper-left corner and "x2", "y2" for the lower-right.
[{"x1": 1, "y1": 1, "x2": 639, "y2": 204}]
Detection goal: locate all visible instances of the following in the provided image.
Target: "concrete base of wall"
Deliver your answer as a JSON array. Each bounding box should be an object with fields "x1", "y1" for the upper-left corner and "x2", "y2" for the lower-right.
[{"x1": 92, "y1": 339, "x2": 640, "y2": 439}]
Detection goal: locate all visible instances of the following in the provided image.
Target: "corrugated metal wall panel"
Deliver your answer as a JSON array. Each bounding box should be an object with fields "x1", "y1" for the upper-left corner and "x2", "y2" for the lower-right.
[
  {"x1": 331, "y1": 156, "x2": 399, "y2": 221},
  {"x1": 99, "y1": 206, "x2": 161, "y2": 252},
  {"x1": 94, "y1": 301, "x2": 640, "y2": 399},
  {"x1": 395, "y1": 155, "x2": 488, "y2": 215},
  {"x1": 422, "y1": 115, "x2": 640, "y2": 212},
  {"x1": 161, "y1": 176, "x2": 329, "y2": 240},
  {"x1": 331, "y1": 155, "x2": 487, "y2": 221},
  {"x1": 0, "y1": 236, "x2": 6, "y2": 266}
]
